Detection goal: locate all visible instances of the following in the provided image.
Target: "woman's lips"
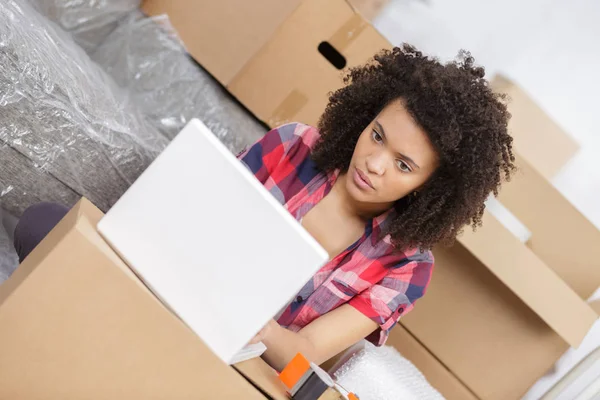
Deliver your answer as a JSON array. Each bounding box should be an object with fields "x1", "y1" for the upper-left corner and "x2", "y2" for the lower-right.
[{"x1": 353, "y1": 167, "x2": 374, "y2": 190}]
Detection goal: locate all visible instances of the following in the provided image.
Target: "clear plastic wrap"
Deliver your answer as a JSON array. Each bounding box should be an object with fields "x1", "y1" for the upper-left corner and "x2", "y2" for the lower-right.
[
  {"x1": 0, "y1": 0, "x2": 266, "y2": 217},
  {"x1": 89, "y1": 11, "x2": 267, "y2": 147},
  {"x1": 30, "y1": 0, "x2": 141, "y2": 54},
  {"x1": 333, "y1": 342, "x2": 445, "y2": 400},
  {"x1": 0, "y1": 208, "x2": 18, "y2": 283},
  {"x1": 0, "y1": 0, "x2": 168, "y2": 215}
]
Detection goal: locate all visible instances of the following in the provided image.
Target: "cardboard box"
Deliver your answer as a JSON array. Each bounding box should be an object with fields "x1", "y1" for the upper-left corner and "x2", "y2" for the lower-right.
[
  {"x1": 491, "y1": 75, "x2": 579, "y2": 181},
  {"x1": 400, "y1": 237, "x2": 598, "y2": 400},
  {"x1": 401, "y1": 244, "x2": 565, "y2": 400},
  {"x1": 142, "y1": 0, "x2": 391, "y2": 127},
  {"x1": 0, "y1": 199, "x2": 266, "y2": 399},
  {"x1": 496, "y1": 153, "x2": 600, "y2": 300},
  {"x1": 386, "y1": 325, "x2": 478, "y2": 400},
  {"x1": 457, "y1": 210, "x2": 597, "y2": 349},
  {"x1": 396, "y1": 188, "x2": 599, "y2": 400}
]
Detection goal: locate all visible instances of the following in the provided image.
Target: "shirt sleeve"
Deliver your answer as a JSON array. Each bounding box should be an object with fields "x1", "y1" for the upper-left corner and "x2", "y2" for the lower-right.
[
  {"x1": 348, "y1": 251, "x2": 435, "y2": 346},
  {"x1": 237, "y1": 122, "x2": 304, "y2": 185}
]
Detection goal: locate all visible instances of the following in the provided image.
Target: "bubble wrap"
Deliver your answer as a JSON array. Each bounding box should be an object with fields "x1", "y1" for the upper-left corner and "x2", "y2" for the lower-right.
[
  {"x1": 334, "y1": 343, "x2": 445, "y2": 400},
  {"x1": 0, "y1": 0, "x2": 265, "y2": 217},
  {"x1": 89, "y1": 10, "x2": 266, "y2": 149},
  {"x1": 0, "y1": 0, "x2": 168, "y2": 215}
]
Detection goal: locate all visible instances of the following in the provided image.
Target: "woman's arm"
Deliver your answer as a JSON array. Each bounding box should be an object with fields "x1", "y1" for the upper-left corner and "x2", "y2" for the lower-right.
[{"x1": 254, "y1": 304, "x2": 378, "y2": 371}]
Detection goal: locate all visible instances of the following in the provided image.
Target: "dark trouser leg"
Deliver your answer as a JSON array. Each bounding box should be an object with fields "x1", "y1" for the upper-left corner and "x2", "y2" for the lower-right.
[{"x1": 13, "y1": 203, "x2": 69, "y2": 262}]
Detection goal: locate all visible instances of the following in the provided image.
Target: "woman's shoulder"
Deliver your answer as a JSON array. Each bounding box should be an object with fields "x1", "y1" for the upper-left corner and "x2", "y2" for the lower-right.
[
  {"x1": 385, "y1": 245, "x2": 434, "y2": 271},
  {"x1": 406, "y1": 247, "x2": 434, "y2": 263},
  {"x1": 272, "y1": 122, "x2": 321, "y2": 149},
  {"x1": 376, "y1": 232, "x2": 434, "y2": 265}
]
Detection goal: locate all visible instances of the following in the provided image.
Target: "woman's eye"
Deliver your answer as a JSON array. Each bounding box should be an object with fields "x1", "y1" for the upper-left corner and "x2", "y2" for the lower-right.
[
  {"x1": 396, "y1": 160, "x2": 412, "y2": 173},
  {"x1": 372, "y1": 130, "x2": 383, "y2": 143}
]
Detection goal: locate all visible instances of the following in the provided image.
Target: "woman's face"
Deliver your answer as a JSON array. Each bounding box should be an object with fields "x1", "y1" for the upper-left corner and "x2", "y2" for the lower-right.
[{"x1": 345, "y1": 99, "x2": 439, "y2": 211}]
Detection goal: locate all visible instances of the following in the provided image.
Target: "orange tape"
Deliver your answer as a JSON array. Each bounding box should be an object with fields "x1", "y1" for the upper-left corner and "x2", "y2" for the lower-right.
[{"x1": 279, "y1": 353, "x2": 311, "y2": 390}]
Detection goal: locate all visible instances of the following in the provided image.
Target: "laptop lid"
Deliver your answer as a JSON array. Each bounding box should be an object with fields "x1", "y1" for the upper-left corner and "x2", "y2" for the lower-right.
[{"x1": 98, "y1": 119, "x2": 328, "y2": 364}]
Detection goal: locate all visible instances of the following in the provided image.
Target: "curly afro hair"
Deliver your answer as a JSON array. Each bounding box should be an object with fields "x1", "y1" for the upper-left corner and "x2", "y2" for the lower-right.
[{"x1": 312, "y1": 44, "x2": 515, "y2": 250}]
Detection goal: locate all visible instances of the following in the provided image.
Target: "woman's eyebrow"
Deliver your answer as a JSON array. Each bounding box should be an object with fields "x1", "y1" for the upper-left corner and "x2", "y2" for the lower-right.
[{"x1": 375, "y1": 120, "x2": 421, "y2": 169}]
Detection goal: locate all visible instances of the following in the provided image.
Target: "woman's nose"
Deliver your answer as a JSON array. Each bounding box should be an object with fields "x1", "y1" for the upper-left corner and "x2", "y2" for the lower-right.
[{"x1": 366, "y1": 154, "x2": 386, "y2": 176}]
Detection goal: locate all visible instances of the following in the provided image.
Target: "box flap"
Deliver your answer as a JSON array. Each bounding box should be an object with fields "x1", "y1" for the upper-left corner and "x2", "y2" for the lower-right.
[
  {"x1": 228, "y1": 0, "x2": 391, "y2": 126},
  {"x1": 491, "y1": 75, "x2": 579, "y2": 180},
  {"x1": 497, "y1": 153, "x2": 600, "y2": 299},
  {"x1": 141, "y1": 0, "x2": 302, "y2": 85},
  {"x1": 401, "y1": 244, "x2": 570, "y2": 400},
  {"x1": 458, "y1": 211, "x2": 597, "y2": 348},
  {"x1": 387, "y1": 325, "x2": 478, "y2": 400}
]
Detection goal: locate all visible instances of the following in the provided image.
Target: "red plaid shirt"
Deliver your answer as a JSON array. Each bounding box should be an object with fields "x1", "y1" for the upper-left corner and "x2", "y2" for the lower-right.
[{"x1": 238, "y1": 123, "x2": 434, "y2": 345}]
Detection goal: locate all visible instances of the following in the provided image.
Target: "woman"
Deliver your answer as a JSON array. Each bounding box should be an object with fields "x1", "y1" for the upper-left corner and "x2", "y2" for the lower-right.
[{"x1": 14, "y1": 45, "x2": 514, "y2": 371}]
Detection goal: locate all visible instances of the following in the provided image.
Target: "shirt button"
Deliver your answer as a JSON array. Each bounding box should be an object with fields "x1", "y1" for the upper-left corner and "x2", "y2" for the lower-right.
[
  {"x1": 398, "y1": 307, "x2": 404, "y2": 314},
  {"x1": 297, "y1": 296, "x2": 303, "y2": 303}
]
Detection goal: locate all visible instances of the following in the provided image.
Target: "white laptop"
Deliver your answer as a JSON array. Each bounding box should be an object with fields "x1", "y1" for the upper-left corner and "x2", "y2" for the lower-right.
[{"x1": 97, "y1": 119, "x2": 328, "y2": 364}]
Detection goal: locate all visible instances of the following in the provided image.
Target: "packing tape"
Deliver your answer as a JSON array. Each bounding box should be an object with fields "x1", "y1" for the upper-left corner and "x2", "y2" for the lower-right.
[
  {"x1": 267, "y1": 90, "x2": 309, "y2": 127},
  {"x1": 328, "y1": 13, "x2": 368, "y2": 52},
  {"x1": 266, "y1": 13, "x2": 368, "y2": 127}
]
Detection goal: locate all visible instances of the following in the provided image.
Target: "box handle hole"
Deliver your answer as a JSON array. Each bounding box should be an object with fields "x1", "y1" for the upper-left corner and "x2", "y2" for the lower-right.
[{"x1": 318, "y1": 41, "x2": 347, "y2": 70}]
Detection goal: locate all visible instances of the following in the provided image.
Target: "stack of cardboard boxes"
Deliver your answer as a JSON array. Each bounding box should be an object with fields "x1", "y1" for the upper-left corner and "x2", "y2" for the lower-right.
[{"x1": 143, "y1": 1, "x2": 600, "y2": 398}]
